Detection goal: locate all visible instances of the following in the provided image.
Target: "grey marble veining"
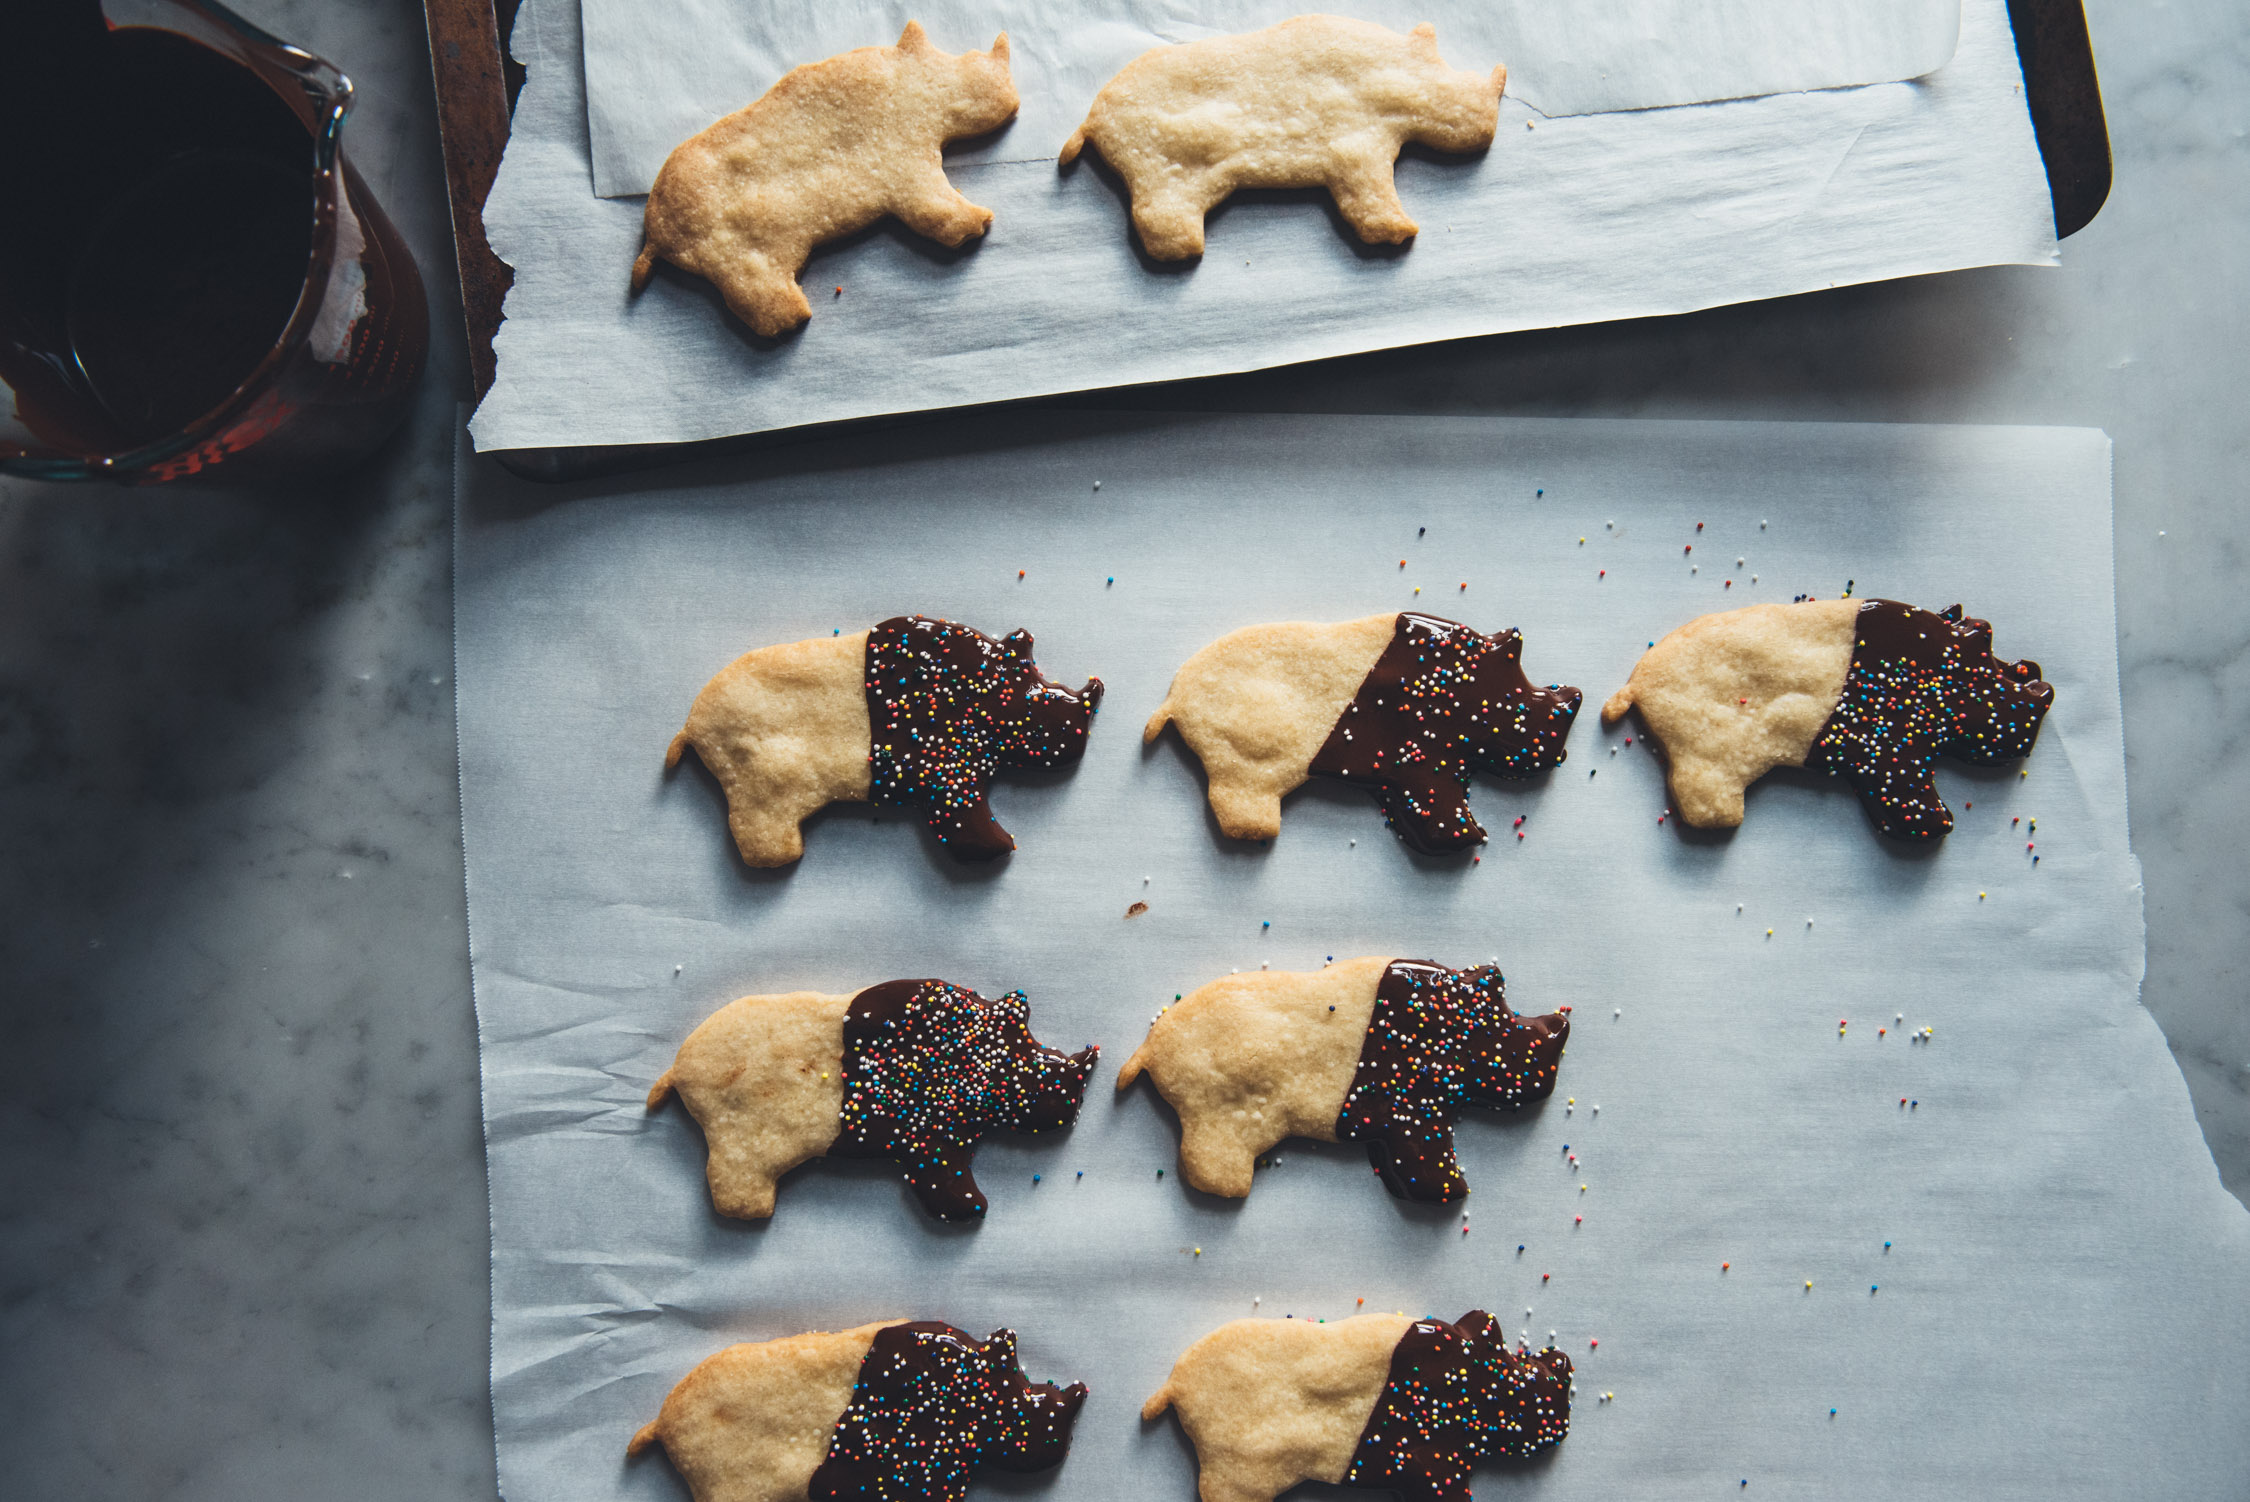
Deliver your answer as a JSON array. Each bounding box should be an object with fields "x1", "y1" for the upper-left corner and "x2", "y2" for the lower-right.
[{"x1": 0, "y1": 0, "x2": 2241, "y2": 1498}]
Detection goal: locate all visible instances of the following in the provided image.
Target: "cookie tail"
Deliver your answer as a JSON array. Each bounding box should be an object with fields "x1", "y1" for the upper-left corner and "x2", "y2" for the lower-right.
[
  {"x1": 1059, "y1": 125, "x2": 1087, "y2": 169},
  {"x1": 1600, "y1": 683, "x2": 1635, "y2": 723},
  {"x1": 1142, "y1": 701, "x2": 1172, "y2": 744},
  {"x1": 627, "y1": 1420, "x2": 662, "y2": 1457},
  {"x1": 646, "y1": 1070, "x2": 676, "y2": 1110},
  {"x1": 631, "y1": 242, "x2": 657, "y2": 293},
  {"x1": 1140, "y1": 1383, "x2": 1173, "y2": 1422},
  {"x1": 1116, "y1": 1041, "x2": 1152, "y2": 1091},
  {"x1": 665, "y1": 731, "x2": 690, "y2": 771}
]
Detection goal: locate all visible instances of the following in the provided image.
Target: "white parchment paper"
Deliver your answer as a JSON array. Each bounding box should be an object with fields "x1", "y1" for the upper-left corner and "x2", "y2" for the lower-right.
[
  {"x1": 456, "y1": 413, "x2": 2250, "y2": 1501},
  {"x1": 580, "y1": 0, "x2": 1965, "y2": 199},
  {"x1": 472, "y1": 0, "x2": 2051, "y2": 454}
]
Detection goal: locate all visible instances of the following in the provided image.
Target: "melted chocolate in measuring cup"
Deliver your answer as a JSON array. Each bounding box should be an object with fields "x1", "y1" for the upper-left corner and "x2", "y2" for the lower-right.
[
  {"x1": 67, "y1": 143, "x2": 309, "y2": 441},
  {"x1": 1, "y1": 7, "x2": 416, "y2": 472},
  {"x1": 2, "y1": 18, "x2": 310, "y2": 449}
]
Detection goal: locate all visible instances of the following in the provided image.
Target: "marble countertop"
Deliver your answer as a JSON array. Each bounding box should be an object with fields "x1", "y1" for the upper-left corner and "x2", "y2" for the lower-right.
[{"x1": 1, "y1": 0, "x2": 2241, "y2": 1496}]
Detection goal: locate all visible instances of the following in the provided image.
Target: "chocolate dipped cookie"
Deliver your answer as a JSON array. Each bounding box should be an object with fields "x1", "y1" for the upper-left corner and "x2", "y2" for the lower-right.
[
  {"x1": 669, "y1": 616, "x2": 1102, "y2": 866},
  {"x1": 1118, "y1": 955, "x2": 1567, "y2": 1204},
  {"x1": 1146, "y1": 613, "x2": 1580, "y2": 853},
  {"x1": 630, "y1": 1320, "x2": 1085, "y2": 1502},
  {"x1": 650, "y1": 980, "x2": 1096, "y2": 1222},
  {"x1": 1603, "y1": 598, "x2": 2052, "y2": 839},
  {"x1": 1145, "y1": 1310, "x2": 1570, "y2": 1502}
]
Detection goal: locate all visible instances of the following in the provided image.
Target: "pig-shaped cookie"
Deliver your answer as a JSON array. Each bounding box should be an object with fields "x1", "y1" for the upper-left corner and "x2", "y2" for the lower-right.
[
  {"x1": 1145, "y1": 1311, "x2": 1571, "y2": 1502},
  {"x1": 1060, "y1": 16, "x2": 1504, "y2": 259},
  {"x1": 668, "y1": 615, "x2": 1102, "y2": 866},
  {"x1": 1603, "y1": 598, "x2": 2053, "y2": 839},
  {"x1": 1146, "y1": 613, "x2": 1580, "y2": 853},
  {"x1": 631, "y1": 22, "x2": 1018, "y2": 336},
  {"x1": 649, "y1": 980, "x2": 1097, "y2": 1222},
  {"x1": 631, "y1": 1319, "x2": 1086, "y2": 1502},
  {"x1": 1118, "y1": 955, "x2": 1568, "y2": 1204}
]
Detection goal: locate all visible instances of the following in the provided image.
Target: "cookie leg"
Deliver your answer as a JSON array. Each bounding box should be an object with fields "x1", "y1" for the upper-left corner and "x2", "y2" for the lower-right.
[
  {"x1": 1664, "y1": 756, "x2": 1749, "y2": 829},
  {"x1": 1177, "y1": 1119, "x2": 1260, "y2": 1198},
  {"x1": 706, "y1": 250, "x2": 814, "y2": 338},
  {"x1": 896, "y1": 1142, "x2": 990, "y2": 1221},
  {"x1": 1380, "y1": 1459, "x2": 1471, "y2": 1502},
  {"x1": 705, "y1": 1161, "x2": 779, "y2": 1220},
  {"x1": 1840, "y1": 762, "x2": 1954, "y2": 841},
  {"x1": 1196, "y1": 1470, "x2": 1285, "y2": 1502},
  {"x1": 892, "y1": 178, "x2": 996, "y2": 248},
  {"x1": 1329, "y1": 156, "x2": 1418, "y2": 245},
  {"x1": 1371, "y1": 778, "x2": 1484, "y2": 854},
  {"x1": 1128, "y1": 177, "x2": 1216, "y2": 260},
  {"x1": 726, "y1": 794, "x2": 823, "y2": 868},
  {"x1": 1205, "y1": 777, "x2": 1284, "y2": 842},
  {"x1": 925, "y1": 797, "x2": 1017, "y2": 861},
  {"x1": 1363, "y1": 1116, "x2": 1468, "y2": 1203}
]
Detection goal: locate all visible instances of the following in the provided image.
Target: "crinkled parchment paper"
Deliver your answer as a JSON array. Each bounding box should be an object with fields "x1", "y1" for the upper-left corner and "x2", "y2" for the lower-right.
[
  {"x1": 456, "y1": 412, "x2": 2250, "y2": 1501},
  {"x1": 471, "y1": 0, "x2": 2045, "y2": 453},
  {"x1": 581, "y1": 0, "x2": 1964, "y2": 199}
]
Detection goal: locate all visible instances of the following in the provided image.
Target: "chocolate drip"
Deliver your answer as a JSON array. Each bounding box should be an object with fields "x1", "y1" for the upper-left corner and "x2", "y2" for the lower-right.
[
  {"x1": 863, "y1": 616, "x2": 1103, "y2": 861},
  {"x1": 1804, "y1": 600, "x2": 2052, "y2": 841},
  {"x1": 809, "y1": 1322, "x2": 1088, "y2": 1502},
  {"x1": 1334, "y1": 961, "x2": 1569, "y2": 1203},
  {"x1": 1307, "y1": 614, "x2": 1581, "y2": 854},
  {"x1": 1344, "y1": 1312, "x2": 1572, "y2": 1501},
  {"x1": 833, "y1": 980, "x2": 1097, "y2": 1222}
]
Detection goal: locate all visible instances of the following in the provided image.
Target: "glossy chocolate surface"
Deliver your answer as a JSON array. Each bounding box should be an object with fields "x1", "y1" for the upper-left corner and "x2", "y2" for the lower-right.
[
  {"x1": 1344, "y1": 1311, "x2": 1572, "y2": 1498},
  {"x1": 1806, "y1": 600, "x2": 2053, "y2": 840},
  {"x1": 1308, "y1": 614, "x2": 1581, "y2": 854},
  {"x1": 1334, "y1": 961, "x2": 1569, "y2": 1203},
  {"x1": 809, "y1": 1322, "x2": 1087, "y2": 1502},
  {"x1": 833, "y1": 980, "x2": 1097, "y2": 1221},
  {"x1": 863, "y1": 617, "x2": 1102, "y2": 860}
]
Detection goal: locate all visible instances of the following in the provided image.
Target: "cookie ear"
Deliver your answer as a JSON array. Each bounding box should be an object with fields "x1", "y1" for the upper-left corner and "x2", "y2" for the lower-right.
[
  {"x1": 1940, "y1": 604, "x2": 1965, "y2": 622},
  {"x1": 1410, "y1": 22, "x2": 1441, "y2": 59},
  {"x1": 897, "y1": 19, "x2": 930, "y2": 52},
  {"x1": 1454, "y1": 1309, "x2": 1504, "y2": 1344},
  {"x1": 1002, "y1": 627, "x2": 1034, "y2": 656},
  {"x1": 989, "y1": 31, "x2": 1010, "y2": 64}
]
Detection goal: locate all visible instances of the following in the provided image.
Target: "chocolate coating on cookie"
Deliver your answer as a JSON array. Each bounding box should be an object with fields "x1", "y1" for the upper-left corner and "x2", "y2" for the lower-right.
[
  {"x1": 1335, "y1": 961, "x2": 1569, "y2": 1203},
  {"x1": 1804, "y1": 600, "x2": 2052, "y2": 841},
  {"x1": 810, "y1": 1322, "x2": 1088, "y2": 1502},
  {"x1": 1345, "y1": 1312, "x2": 1572, "y2": 1498},
  {"x1": 1308, "y1": 614, "x2": 1581, "y2": 854},
  {"x1": 833, "y1": 980, "x2": 1097, "y2": 1221},
  {"x1": 864, "y1": 616, "x2": 1104, "y2": 860}
]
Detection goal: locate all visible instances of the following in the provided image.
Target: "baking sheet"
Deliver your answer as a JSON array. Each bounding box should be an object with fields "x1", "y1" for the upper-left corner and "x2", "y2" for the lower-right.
[
  {"x1": 456, "y1": 412, "x2": 2250, "y2": 1501},
  {"x1": 580, "y1": 0, "x2": 1966, "y2": 200},
  {"x1": 470, "y1": 0, "x2": 2052, "y2": 454}
]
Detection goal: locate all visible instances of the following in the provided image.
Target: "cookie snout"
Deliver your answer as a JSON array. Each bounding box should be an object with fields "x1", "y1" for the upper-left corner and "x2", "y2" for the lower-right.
[
  {"x1": 952, "y1": 38, "x2": 1019, "y2": 135},
  {"x1": 1544, "y1": 685, "x2": 1585, "y2": 739},
  {"x1": 1959, "y1": 660, "x2": 2054, "y2": 763},
  {"x1": 1526, "y1": 1009, "x2": 1570, "y2": 1068},
  {"x1": 1492, "y1": 684, "x2": 1581, "y2": 773},
  {"x1": 996, "y1": 1379, "x2": 1088, "y2": 1472},
  {"x1": 1008, "y1": 678, "x2": 1103, "y2": 769},
  {"x1": 1424, "y1": 68, "x2": 1502, "y2": 150},
  {"x1": 1474, "y1": 1010, "x2": 1569, "y2": 1106},
  {"x1": 1011, "y1": 1046, "x2": 1096, "y2": 1132}
]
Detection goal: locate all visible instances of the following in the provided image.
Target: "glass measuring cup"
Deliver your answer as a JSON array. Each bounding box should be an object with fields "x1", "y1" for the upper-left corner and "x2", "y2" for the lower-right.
[{"x1": 0, "y1": 0, "x2": 427, "y2": 484}]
